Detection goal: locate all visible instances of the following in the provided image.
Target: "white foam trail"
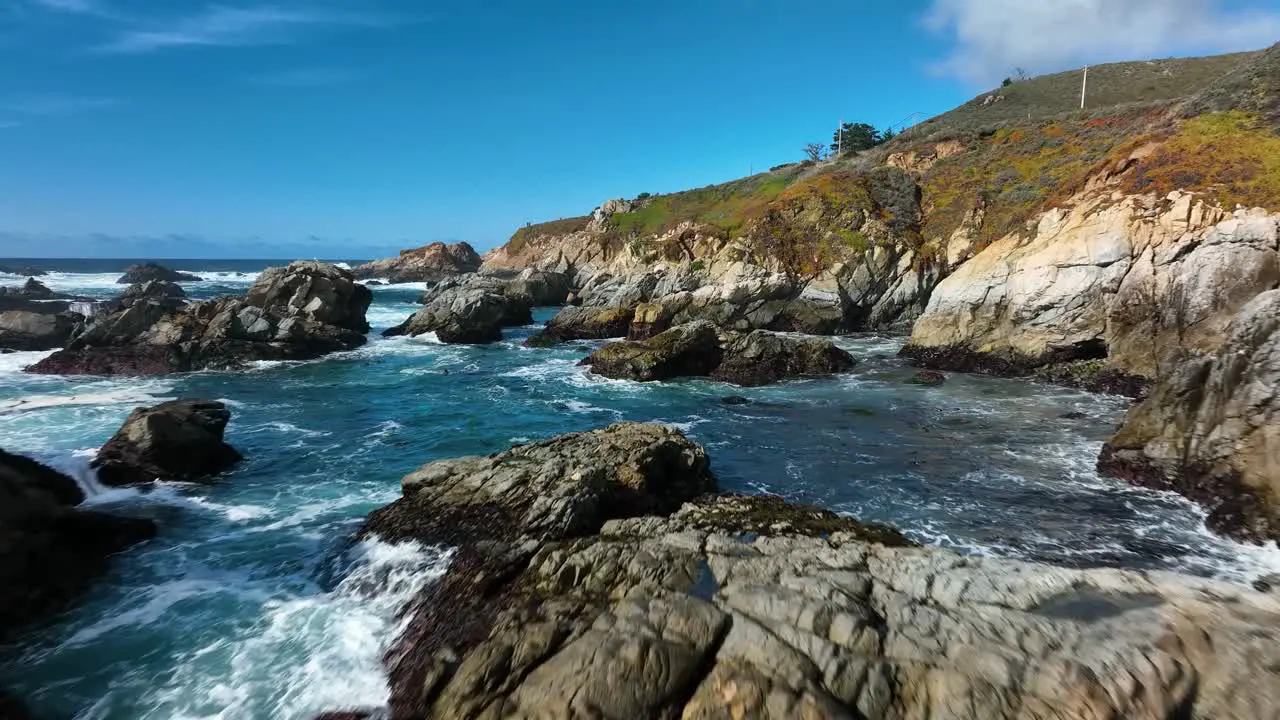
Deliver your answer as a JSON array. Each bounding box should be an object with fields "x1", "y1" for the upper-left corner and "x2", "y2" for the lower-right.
[
  {"x1": 144, "y1": 539, "x2": 451, "y2": 719},
  {"x1": 0, "y1": 390, "x2": 173, "y2": 415}
]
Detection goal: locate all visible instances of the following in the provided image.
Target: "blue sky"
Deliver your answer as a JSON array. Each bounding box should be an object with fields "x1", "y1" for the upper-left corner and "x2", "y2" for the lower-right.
[{"x1": 1, "y1": 0, "x2": 1277, "y2": 259}]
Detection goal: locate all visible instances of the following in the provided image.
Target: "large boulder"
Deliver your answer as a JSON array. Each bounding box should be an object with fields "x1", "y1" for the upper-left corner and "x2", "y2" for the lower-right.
[
  {"x1": 116, "y1": 262, "x2": 202, "y2": 284},
  {"x1": 1099, "y1": 290, "x2": 1280, "y2": 543},
  {"x1": 93, "y1": 400, "x2": 243, "y2": 486},
  {"x1": 0, "y1": 449, "x2": 156, "y2": 637},
  {"x1": 526, "y1": 305, "x2": 633, "y2": 346},
  {"x1": 27, "y1": 261, "x2": 370, "y2": 375},
  {"x1": 385, "y1": 277, "x2": 532, "y2": 344},
  {"x1": 349, "y1": 242, "x2": 482, "y2": 283},
  {"x1": 582, "y1": 321, "x2": 856, "y2": 386},
  {"x1": 330, "y1": 428, "x2": 1280, "y2": 720},
  {"x1": 0, "y1": 310, "x2": 79, "y2": 351}
]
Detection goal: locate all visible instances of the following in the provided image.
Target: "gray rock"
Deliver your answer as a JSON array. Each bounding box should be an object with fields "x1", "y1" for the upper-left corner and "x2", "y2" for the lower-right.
[
  {"x1": 93, "y1": 399, "x2": 243, "y2": 486},
  {"x1": 0, "y1": 310, "x2": 78, "y2": 351},
  {"x1": 1100, "y1": 289, "x2": 1280, "y2": 543},
  {"x1": 582, "y1": 321, "x2": 856, "y2": 386},
  {"x1": 27, "y1": 261, "x2": 370, "y2": 375},
  {"x1": 116, "y1": 262, "x2": 202, "y2": 284},
  {"x1": 387, "y1": 276, "x2": 533, "y2": 344}
]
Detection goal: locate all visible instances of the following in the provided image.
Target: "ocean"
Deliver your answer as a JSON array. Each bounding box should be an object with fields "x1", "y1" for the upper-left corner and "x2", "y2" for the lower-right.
[{"x1": 2, "y1": 260, "x2": 1278, "y2": 719}]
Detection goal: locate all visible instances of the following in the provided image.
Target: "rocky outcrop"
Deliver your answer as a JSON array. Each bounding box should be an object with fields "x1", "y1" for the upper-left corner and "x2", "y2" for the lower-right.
[
  {"x1": 1099, "y1": 290, "x2": 1280, "y2": 543},
  {"x1": 384, "y1": 274, "x2": 544, "y2": 344},
  {"x1": 526, "y1": 305, "x2": 633, "y2": 346},
  {"x1": 27, "y1": 261, "x2": 371, "y2": 375},
  {"x1": 0, "y1": 448, "x2": 156, "y2": 636},
  {"x1": 350, "y1": 242, "x2": 482, "y2": 283},
  {"x1": 93, "y1": 400, "x2": 243, "y2": 486},
  {"x1": 116, "y1": 262, "x2": 202, "y2": 284},
  {"x1": 335, "y1": 427, "x2": 1280, "y2": 720},
  {"x1": 905, "y1": 193, "x2": 1280, "y2": 385},
  {"x1": 0, "y1": 310, "x2": 79, "y2": 351},
  {"x1": 582, "y1": 321, "x2": 856, "y2": 386},
  {"x1": 0, "y1": 278, "x2": 55, "y2": 300}
]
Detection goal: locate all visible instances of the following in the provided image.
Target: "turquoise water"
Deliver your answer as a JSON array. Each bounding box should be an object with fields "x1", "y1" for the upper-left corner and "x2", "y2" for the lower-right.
[{"x1": 2, "y1": 265, "x2": 1278, "y2": 719}]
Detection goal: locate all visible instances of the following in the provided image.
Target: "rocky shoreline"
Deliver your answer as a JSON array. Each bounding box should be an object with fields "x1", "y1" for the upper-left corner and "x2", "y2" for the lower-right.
[{"x1": 311, "y1": 423, "x2": 1280, "y2": 719}]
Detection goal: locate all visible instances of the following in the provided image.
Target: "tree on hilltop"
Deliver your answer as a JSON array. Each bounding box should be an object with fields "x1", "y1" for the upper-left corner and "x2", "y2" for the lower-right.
[
  {"x1": 802, "y1": 143, "x2": 827, "y2": 162},
  {"x1": 831, "y1": 122, "x2": 882, "y2": 155}
]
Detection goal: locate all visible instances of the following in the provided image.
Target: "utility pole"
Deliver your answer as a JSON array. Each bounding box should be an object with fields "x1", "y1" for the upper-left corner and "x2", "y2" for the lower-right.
[{"x1": 1080, "y1": 65, "x2": 1088, "y2": 109}]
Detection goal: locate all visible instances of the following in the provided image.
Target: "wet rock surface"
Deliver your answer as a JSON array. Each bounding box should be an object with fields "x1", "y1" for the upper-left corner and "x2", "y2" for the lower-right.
[
  {"x1": 581, "y1": 321, "x2": 856, "y2": 386},
  {"x1": 0, "y1": 310, "x2": 79, "y2": 351},
  {"x1": 27, "y1": 261, "x2": 371, "y2": 375},
  {"x1": 338, "y1": 425, "x2": 1280, "y2": 720},
  {"x1": 93, "y1": 399, "x2": 243, "y2": 486},
  {"x1": 0, "y1": 449, "x2": 156, "y2": 638},
  {"x1": 386, "y1": 278, "x2": 532, "y2": 344}
]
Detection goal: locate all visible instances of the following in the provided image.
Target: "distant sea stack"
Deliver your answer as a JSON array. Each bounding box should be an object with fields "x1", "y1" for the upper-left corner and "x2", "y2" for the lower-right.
[
  {"x1": 349, "y1": 241, "x2": 482, "y2": 283},
  {"x1": 116, "y1": 262, "x2": 203, "y2": 284}
]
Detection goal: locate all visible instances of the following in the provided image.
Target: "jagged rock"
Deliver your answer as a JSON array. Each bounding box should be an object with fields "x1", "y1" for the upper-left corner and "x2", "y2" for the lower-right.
[
  {"x1": 2, "y1": 278, "x2": 54, "y2": 300},
  {"x1": 0, "y1": 310, "x2": 79, "y2": 351},
  {"x1": 386, "y1": 277, "x2": 532, "y2": 344},
  {"x1": 626, "y1": 302, "x2": 668, "y2": 340},
  {"x1": 118, "y1": 280, "x2": 186, "y2": 310},
  {"x1": 93, "y1": 400, "x2": 243, "y2": 486},
  {"x1": 344, "y1": 427, "x2": 1280, "y2": 720},
  {"x1": 1099, "y1": 290, "x2": 1280, "y2": 543},
  {"x1": 582, "y1": 321, "x2": 856, "y2": 386},
  {"x1": 0, "y1": 449, "x2": 156, "y2": 637},
  {"x1": 27, "y1": 261, "x2": 370, "y2": 375},
  {"x1": 713, "y1": 328, "x2": 856, "y2": 386},
  {"x1": 116, "y1": 262, "x2": 202, "y2": 284},
  {"x1": 350, "y1": 242, "x2": 482, "y2": 283}
]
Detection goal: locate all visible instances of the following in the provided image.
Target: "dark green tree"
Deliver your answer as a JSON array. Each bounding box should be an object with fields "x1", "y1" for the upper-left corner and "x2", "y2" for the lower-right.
[
  {"x1": 880, "y1": 127, "x2": 898, "y2": 142},
  {"x1": 830, "y1": 122, "x2": 881, "y2": 155}
]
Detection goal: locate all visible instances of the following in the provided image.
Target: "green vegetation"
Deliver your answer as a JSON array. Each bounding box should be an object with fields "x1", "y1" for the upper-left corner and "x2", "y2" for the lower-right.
[
  {"x1": 1118, "y1": 111, "x2": 1280, "y2": 210},
  {"x1": 608, "y1": 168, "x2": 801, "y2": 238},
  {"x1": 506, "y1": 216, "x2": 591, "y2": 254},
  {"x1": 919, "y1": 111, "x2": 1164, "y2": 248},
  {"x1": 901, "y1": 51, "x2": 1260, "y2": 143}
]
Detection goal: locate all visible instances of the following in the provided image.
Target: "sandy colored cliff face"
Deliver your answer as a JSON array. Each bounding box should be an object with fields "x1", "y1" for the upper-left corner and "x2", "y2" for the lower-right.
[{"x1": 909, "y1": 190, "x2": 1280, "y2": 378}]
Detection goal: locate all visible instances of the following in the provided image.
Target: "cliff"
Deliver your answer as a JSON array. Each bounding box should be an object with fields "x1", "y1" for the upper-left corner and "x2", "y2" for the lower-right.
[
  {"x1": 474, "y1": 43, "x2": 1280, "y2": 541},
  {"x1": 350, "y1": 241, "x2": 481, "y2": 283}
]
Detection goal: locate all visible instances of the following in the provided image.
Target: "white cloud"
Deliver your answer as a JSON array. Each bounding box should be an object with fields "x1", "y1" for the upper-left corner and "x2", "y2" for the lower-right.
[
  {"x1": 248, "y1": 67, "x2": 355, "y2": 87},
  {"x1": 31, "y1": 0, "x2": 99, "y2": 13},
  {"x1": 1, "y1": 95, "x2": 117, "y2": 115},
  {"x1": 925, "y1": 0, "x2": 1280, "y2": 85},
  {"x1": 98, "y1": 4, "x2": 387, "y2": 54}
]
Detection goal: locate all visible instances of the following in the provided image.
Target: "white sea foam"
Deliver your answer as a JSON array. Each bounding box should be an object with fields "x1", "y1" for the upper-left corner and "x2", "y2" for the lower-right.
[
  {"x1": 143, "y1": 539, "x2": 450, "y2": 719},
  {"x1": 0, "y1": 349, "x2": 55, "y2": 376},
  {"x1": 0, "y1": 389, "x2": 174, "y2": 415}
]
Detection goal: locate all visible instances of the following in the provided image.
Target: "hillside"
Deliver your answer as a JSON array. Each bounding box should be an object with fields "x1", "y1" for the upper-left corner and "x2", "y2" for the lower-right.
[{"x1": 496, "y1": 44, "x2": 1280, "y2": 274}]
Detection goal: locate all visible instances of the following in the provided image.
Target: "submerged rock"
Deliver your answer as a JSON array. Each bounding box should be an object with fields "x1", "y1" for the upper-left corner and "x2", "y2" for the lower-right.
[
  {"x1": 341, "y1": 425, "x2": 1280, "y2": 720},
  {"x1": 116, "y1": 262, "x2": 202, "y2": 284},
  {"x1": 908, "y1": 370, "x2": 946, "y2": 386},
  {"x1": 27, "y1": 261, "x2": 371, "y2": 375},
  {"x1": 0, "y1": 449, "x2": 156, "y2": 637},
  {"x1": 582, "y1": 320, "x2": 855, "y2": 386},
  {"x1": 349, "y1": 242, "x2": 482, "y2": 283},
  {"x1": 94, "y1": 399, "x2": 243, "y2": 486},
  {"x1": 1099, "y1": 290, "x2": 1280, "y2": 544},
  {"x1": 0, "y1": 265, "x2": 46, "y2": 277}
]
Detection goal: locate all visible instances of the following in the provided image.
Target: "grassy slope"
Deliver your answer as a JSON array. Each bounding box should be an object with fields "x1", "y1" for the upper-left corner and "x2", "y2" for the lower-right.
[{"x1": 503, "y1": 45, "x2": 1280, "y2": 261}]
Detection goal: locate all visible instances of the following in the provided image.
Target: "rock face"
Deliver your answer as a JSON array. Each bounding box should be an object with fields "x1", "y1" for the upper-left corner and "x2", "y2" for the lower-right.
[
  {"x1": 93, "y1": 400, "x2": 243, "y2": 486},
  {"x1": 1099, "y1": 290, "x2": 1280, "y2": 543},
  {"x1": 116, "y1": 262, "x2": 202, "y2": 284},
  {"x1": 0, "y1": 449, "x2": 156, "y2": 636},
  {"x1": 0, "y1": 310, "x2": 79, "y2": 351},
  {"x1": 384, "y1": 275, "x2": 540, "y2": 344},
  {"x1": 341, "y1": 427, "x2": 1280, "y2": 720},
  {"x1": 582, "y1": 320, "x2": 856, "y2": 386},
  {"x1": 27, "y1": 261, "x2": 371, "y2": 375},
  {"x1": 904, "y1": 195, "x2": 1280, "y2": 386},
  {"x1": 0, "y1": 278, "x2": 55, "y2": 300},
  {"x1": 350, "y1": 242, "x2": 483, "y2": 283}
]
